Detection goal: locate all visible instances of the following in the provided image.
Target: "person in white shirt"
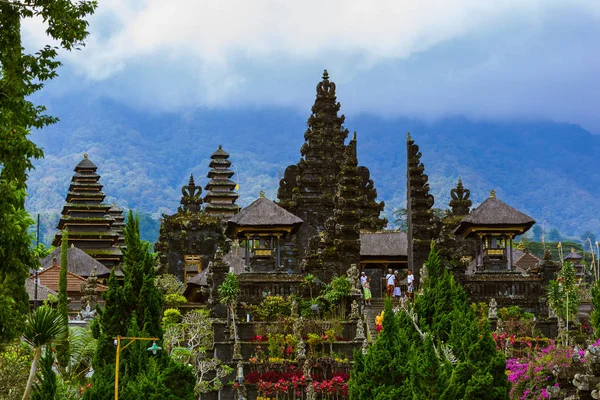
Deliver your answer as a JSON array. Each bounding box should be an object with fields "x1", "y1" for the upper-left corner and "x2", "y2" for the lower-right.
[
  {"x1": 407, "y1": 269, "x2": 414, "y2": 300},
  {"x1": 385, "y1": 268, "x2": 395, "y2": 297},
  {"x1": 360, "y1": 271, "x2": 367, "y2": 288}
]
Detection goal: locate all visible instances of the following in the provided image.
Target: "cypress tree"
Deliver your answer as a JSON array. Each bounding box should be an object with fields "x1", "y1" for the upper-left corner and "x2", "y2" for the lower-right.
[
  {"x1": 349, "y1": 244, "x2": 510, "y2": 399},
  {"x1": 56, "y1": 230, "x2": 70, "y2": 371},
  {"x1": 86, "y1": 211, "x2": 194, "y2": 400}
]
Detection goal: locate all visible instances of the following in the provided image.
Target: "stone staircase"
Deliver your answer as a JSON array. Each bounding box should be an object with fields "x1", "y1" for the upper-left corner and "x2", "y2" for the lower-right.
[{"x1": 364, "y1": 299, "x2": 385, "y2": 342}]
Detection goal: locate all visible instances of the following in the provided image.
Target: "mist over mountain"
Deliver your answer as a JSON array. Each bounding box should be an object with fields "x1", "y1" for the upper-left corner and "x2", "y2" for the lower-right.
[{"x1": 26, "y1": 94, "x2": 600, "y2": 245}]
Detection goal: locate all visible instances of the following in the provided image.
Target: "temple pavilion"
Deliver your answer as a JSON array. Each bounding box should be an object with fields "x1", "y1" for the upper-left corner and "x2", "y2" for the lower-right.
[
  {"x1": 226, "y1": 192, "x2": 303, "y2": 272},
  {"x1": 52, "y1": 154, "x2": 123, "y2": 269},
  {"x1": 455, "y1": 190, "x2": 536, "y2": 272}
]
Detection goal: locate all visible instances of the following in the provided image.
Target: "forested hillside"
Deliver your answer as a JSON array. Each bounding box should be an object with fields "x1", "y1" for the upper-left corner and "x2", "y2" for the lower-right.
[{"x1": 26, "y1": 95, "x2": 600, "y2": 245}]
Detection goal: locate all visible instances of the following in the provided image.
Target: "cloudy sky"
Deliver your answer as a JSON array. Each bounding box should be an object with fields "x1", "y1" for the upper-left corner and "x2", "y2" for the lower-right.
[{"x1": 23, "y1": 0, "x2": 600, "y2": 132}]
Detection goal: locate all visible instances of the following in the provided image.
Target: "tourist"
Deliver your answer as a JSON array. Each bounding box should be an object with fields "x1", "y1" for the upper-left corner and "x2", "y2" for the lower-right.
[
  {"x1": 375, "y1": 311, "x2": 383, "y2": 332},
  {"x1": 363, "y1": 276, "x2": 372, "y2": 306},
  {"x1": 360, "y1": 271, "x2": 367, "y2": 288},
  {"x1": 385, "y1": 268, "x2": 395, "y2": 297},
  {"x1": 393, "y1": 270, "x2": 402, "y2": 298},
  {"x1": 407, "y1": 269, "x2": 414, "y2": 300}
]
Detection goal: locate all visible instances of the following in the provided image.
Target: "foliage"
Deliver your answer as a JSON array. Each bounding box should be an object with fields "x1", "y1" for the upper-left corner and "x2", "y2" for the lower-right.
[
  {"x1": 547, "y1": 261, "x2": 580, "y2": 328},
  {"x1": 155, "y1": 274, "x2": 185, "y2": 296},
  {"x1": 349, "y1": 243, "x2": 509, "y2": 399},
  {"x1": 165, "y1": 293, "x2": 187, "y2": 307},
  {"x1": 0, "y1": 342, "x2": 31, "y2": 400},
  {"x1": 591, "y1": 281, "x2": 600, "y2": 338},
  {"x1": 497, "y1": 306, "x2": 537, "y2": 338},
  {"x1": 31, "y1": 346, "x2": 57, "y2": 400},
  {"x1": 162, "y1": 308, "x2": 182, "y2": 327},
  {"x1": 505, "y1": 341, "x2": 595, "y2": 399},
  {"x1": 392, "y1": 207, "x2": 408, "y2": 232},
  {"x1": 245, "y1": 295, "x2": 292, "y2": 321},
  {"x1": 56, "y1": 230, "x2": 70, "y2": 371},
  {"x1": 218, "y1": 273, "x2": 240, "y2": 307},
  {"x1": 32, "y1": 243, "x2": 54, "y2": 259},
  {"x1": 0, "y1": 0, "x2": 96, "y2": 349},
  {"x1": 62, "y1": 327, "x2": 97, "y2": 385},
  {"x1": 321, "y1": 276, "x2": 352, "y2": 318}
]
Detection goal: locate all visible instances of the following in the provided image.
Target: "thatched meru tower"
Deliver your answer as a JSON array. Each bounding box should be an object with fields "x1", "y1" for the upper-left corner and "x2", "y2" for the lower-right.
[
  {"x1": 52, "y1": 154, "x2": 123, "y2": 269},
  {"x1": 203, "y1": 145, "x2": 240, "y2": 217}
]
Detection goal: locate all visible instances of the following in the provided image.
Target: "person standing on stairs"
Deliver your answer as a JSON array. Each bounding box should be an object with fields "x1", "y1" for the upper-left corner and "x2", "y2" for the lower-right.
[
  {"x1": 363, "y1": 276, "x2": 372, "y2": 306},
  {"x1": 407, "y1": 269, "x2": 414, "y2": 300},
  {"x1": 386, "y1": 268, "x2": 395, "y2": 297},
  {"x1": 393, "y1": 270, "x2": 402, "y2": 299}
]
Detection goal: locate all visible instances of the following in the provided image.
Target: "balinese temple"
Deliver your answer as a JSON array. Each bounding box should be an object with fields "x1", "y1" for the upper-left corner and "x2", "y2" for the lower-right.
[
  {"x1": 108, "y1": 203, "x2": 126, "y2": 247},
  {"x1": 203, "y1": 145, "x2": 241, "y2": 217},
  {"x1": 564, "y1": 248, "x2": 585, "y2": 279},
  {"x1": 52, "y1": 154, "x2": 123, "y2": 269},
  {"x1": 226, "y1": 193, "x2": 303, "y2": 272},
  {"x1": 454, "y1": 190, "x2": 535, "y2": 271}
]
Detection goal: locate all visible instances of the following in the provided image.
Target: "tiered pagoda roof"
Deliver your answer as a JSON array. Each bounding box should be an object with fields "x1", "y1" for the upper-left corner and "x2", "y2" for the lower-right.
[
  {"x1": 108, "y1": 203, "x2": 125, "y2": 246},
  {"x1": 203, "y1": 145, "x2": 240, "y2": 217},
  {"x1": 52, "y1": 154, "x2": 123, "y2": 269}
]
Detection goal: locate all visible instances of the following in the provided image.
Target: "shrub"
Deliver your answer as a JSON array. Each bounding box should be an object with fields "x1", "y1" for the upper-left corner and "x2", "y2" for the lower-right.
[
  {"x1": 162, "y1": 308, "x2": 182, "y2": 327},
  {"x1": 165, "y1": 294, "x2": 187, "y2": 307}
]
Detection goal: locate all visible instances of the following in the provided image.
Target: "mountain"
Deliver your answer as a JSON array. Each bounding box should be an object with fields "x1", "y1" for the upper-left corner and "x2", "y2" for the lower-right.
[{"x1": 26, "y1": 94, "x2": 600, "y2": 246}]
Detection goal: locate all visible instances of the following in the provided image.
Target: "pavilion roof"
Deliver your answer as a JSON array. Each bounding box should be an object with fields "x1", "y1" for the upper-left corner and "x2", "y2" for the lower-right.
[
  {"x1": 360, "y1": 232, "x2": 408, "y2": 257},
  {"x1": 227, "y1": 197, "x2": 303, "y2": 231},
  {"x1": 41, "y1": 246, "x2": 111, "y2": 278},
  {"x1": 455, "y1": 193, "x2": 535, "y2": 236}
]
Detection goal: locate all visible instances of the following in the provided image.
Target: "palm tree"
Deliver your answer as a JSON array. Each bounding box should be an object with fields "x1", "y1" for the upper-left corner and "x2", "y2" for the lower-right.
[
  {"x1": 218, "y1": 273, "x2": 240, "y2": 340},
  {"x1": 21, "y1": 306, "x2": 67, "y2": 400}
]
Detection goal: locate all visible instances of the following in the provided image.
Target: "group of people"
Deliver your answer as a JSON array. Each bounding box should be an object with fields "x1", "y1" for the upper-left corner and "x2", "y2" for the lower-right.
[{"x1": 359, "y1": 268, "x2": 414, "y2": 306}]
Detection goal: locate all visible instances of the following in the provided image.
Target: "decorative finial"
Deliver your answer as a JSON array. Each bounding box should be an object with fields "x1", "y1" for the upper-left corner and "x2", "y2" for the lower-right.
[
  {"x1": 322, "y1": 69, "x2": 329, "y2": 80},
  {"x1": 189, "y1": 174, "x2": 195, "y2": 186},
  {"x1": 571, "y1": 247, "x2": 576, "y2": 253},
  {"x1": 407, "y1": 132, "x2": 411, "y2": 140},
  {"x1": 83, "y1": 153, "x2": 88, "y2": 159},
  {"x1": 490, "y1": 190, "x2": 496, "y2": 198},
  {"x1": 219, "y1": 145, "x2": 222, "y2": 149},
  {"x1": 71, "y1": 243, "x2": 74, "y2": 248},
  {"x1": 259, "y1": 190, "x2": 265, "y2": 198},
  {"x1": 353, "y1": 131, "x2": 357, "y2": 141},
  {"x1": 517, "y1": 241, "x2": 525, "y2": 251}
]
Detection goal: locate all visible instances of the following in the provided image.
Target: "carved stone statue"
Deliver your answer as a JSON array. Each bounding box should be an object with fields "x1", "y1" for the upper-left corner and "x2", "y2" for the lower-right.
[
  {"x1": 347, "y1": 264, "x2": 362, "y2": 294},
  {"x1": 488, "y1": 298, "x2": 498, "y2": 320},
  {"x1": 80, "y1": 303, "x2": 96, "y2": 320},
  {"x1": 350, "y1": 300, "x2": 360, "y2": 320},
  {"x1": 303, "y1": 360, "x2": 311, "y2": 380},
  {"x1": 233, "y1": 340, "x2": 242, "y2": 361},
  {"x1": 293, "y1": 318, "x2": 304, "y2": 339},
  {"x1": 362, "y1": 339, "x2": 368, "y2": 355},
  {"x1": 297, "y1": 338, "x2": 306, "y2": 360},
  {"x1": 291, "y1": 299, "x2": 299, "y2": 318},
  {"x1": 355, "y1": 318, "x2": 365, "y2": 340}
]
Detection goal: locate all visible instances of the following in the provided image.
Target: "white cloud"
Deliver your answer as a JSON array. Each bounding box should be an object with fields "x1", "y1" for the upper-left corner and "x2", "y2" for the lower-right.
[{"x1": 20, "y1": 1, "x2": 600, "y2": 131}]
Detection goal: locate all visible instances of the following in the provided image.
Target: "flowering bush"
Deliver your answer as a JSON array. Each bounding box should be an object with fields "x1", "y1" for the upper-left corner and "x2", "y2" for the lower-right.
[{"x1": 506, "y1": 340, "x2": 600, "y2": 399}]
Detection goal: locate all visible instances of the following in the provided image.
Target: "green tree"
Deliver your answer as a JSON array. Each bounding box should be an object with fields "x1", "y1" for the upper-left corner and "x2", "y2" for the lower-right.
[
  {"x1": 21, "y1": 306, "x2": 67, "y2": 400},
  {"x1": 349, "y1": 244, "x2": 509, "y2": 399},
  {"x1": 393, "y1": 207, "x2": 408, "y2": 232},
  {"x1": 0, "y1": 0, "x2": 96, "y2": 348},
  {"x1": 218, "y1": 273, "x2": 240, "y2": 340},
  {"x1": 86, "y1": 211, "x2": 194, "y2": 400},
  {"x1": 56, "y1": 230, "x2": 69, "y2": 371}
]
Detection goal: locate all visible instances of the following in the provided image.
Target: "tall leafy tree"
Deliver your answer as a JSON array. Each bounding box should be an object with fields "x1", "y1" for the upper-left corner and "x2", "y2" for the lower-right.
[
  {"x1": 0, "y1": 0, "x2": 96, "y2": 346},
  {"x1": 56, "y1": 230, "x2": 70, "y2": 370}
]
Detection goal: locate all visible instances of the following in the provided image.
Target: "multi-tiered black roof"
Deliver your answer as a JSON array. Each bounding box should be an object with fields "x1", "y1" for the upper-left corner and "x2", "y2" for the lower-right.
[
  {"x1": 108, "y1": 203, "x2": 125, "y2": 246},
  {"x1": 203, "y1": 145, "x2": 240, "y2": 216},
  {"x1": 52, "y1": 154, "x2": 123, "y2": 269}
]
